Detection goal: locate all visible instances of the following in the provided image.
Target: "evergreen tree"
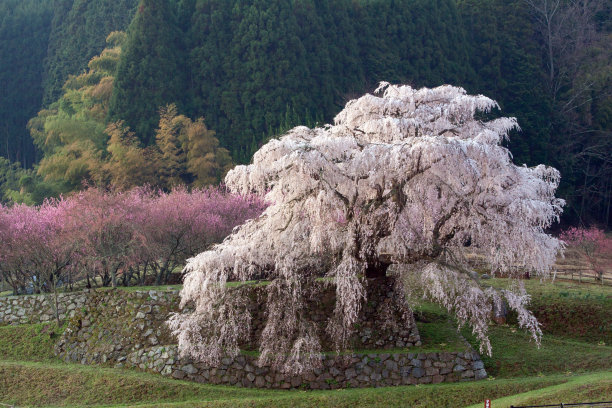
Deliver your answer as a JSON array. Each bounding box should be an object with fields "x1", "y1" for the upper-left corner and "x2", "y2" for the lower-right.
[
  {"x1": 42, "y1": 0, "x2": 139, "y2": 105},
  {"x1": 316, "y1": 0, "x2": 363, "y2": 100},
  {"x1": 155, "y1": 104, "x2": 232, "y2": 188},
  {"x1": 458, "y1": 0, "x2": 550, "y2": 167},
  {"x1": 186, "y1": 0, "x2": 474, "y2": 162},
  {"x1": 221, "y1": 0, "x2": 311, "y2": 158},
  {"x1": 187, "y1": 0, "x2": 236, "y2": 146},
  {"x1": 1, "y1": 0, "x2": 608, "y2": 225},
  {"x1": 185, "y1": 118, "x2": 233, "y2": 187},
  {"x1": 100, "y1": 121, "x2": 160, "y2": 189},
  {"x1": 108, "y1": 0, "x2": 187, "y2": 145},
  {"x1": 357, "y1": 0, "x2": 473, "y2": 88},
  {"x1": 0, "y1": 0, "x2": 54, "y2": 167}
]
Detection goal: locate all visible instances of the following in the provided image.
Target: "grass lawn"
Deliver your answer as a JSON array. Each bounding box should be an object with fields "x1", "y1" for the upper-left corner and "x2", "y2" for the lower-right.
[
  {"x1": 484, "y1": 277, "x2": 612, "y2": 307},
  {"x1": 463, "y1": 325, "x2": 612, "y2": 378},
  {"x1": 464, "y1": 372, "x2": 612, "y2": 408},
  {"x1": 0, "y1": 360, "x2": 567, "y2": 408},
  {"x1": 485, "y1": 278, "x2": 611, "y2": 344},
  {"x1": 413, "y1": 301, "x2": 470, "y2": 351},
  {"x1": 0, "y1": 323, "x2": 64, "y2": 362}
]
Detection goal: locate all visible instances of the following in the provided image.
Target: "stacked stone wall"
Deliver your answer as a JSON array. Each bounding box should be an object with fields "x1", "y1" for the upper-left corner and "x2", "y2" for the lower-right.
[
  {"x1": 120, "y1": 345, "x2": 487, "y2": 389},
  {"x1": 0, "y1": 283, "x2": 488, "y2": 389},
  {"x1": 0, "y1": 292, "x2": 87, "y2": 325},
  {"x1": 55, "y1": 278, "x2": 421, "y2": 366},
  {"x1": 55, "y1": 289, "x2": 178, "y2": 365}
]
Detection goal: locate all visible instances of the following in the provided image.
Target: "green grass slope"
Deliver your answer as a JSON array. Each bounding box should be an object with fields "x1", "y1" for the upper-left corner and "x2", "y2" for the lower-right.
[
  {"x1": 487, "y1": 278, "x2": 612, "y2": 344},
  {"x1": 0, "y1": 359, "x2": 564, "y2": 408},
  {"x1": 0, "y1": 278, "x2": 610, "y2": 407},
  {"x1": 463, "y1": 326, "x2": 612, "y2": 378},
  {"x1": 0, "y1": 323, "x2": 63, "y2": 362},
  {"x1": 464, "y1": 372, "x2": 612, "y2": 408}
]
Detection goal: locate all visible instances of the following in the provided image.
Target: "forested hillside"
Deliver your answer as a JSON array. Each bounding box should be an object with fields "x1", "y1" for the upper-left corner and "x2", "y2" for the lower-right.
[
  {"x1": 0, "y1": 0, "x2": 137, "y2": 168},
  {"x1": 0, "y1": 0, "x2": 53, "y2": 167},
  {"x1": 42, "y1": 0, "x2": 139, "y2": 106},
  {"x1": 0, "y1": 0, "x2": 610, "y2": 227}
]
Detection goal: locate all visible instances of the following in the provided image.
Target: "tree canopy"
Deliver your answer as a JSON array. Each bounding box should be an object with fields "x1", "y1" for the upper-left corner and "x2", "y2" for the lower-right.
[
  {"x1": 0, "y1": 186, "x2": 266, "y2": 294},
  {"x1": 25, "y1": 32, "x2": 231, "y2": 199},
  {"x1": 108, "y1": 0, "x2": 186, "y2": 145},
  {"x1": 0, "y1": 0, "x2": 54, "y2": 167},
  {"x1": 0, "y1": 0, "x2": 609, "y2": 226},
  {"x1": 169, "y1": 84, "x2": 565, "y2": 374},
  {"x1": 42, "y1": 0, "x2": 138, "y2": 106}
]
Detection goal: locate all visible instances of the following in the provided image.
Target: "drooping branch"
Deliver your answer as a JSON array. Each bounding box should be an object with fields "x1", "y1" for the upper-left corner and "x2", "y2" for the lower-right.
[{"x1": 170, "y1": 83, "x2": 564, "y2": 372}]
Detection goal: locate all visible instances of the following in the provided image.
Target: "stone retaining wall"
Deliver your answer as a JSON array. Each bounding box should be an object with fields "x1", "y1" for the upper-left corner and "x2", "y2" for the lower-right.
[
  {"x1": 55, "y1": 278, "x2": 421, "y2": 367},
  {"x1": 1, "y1": 285, "x2": 488, "y2": 389},
  {"x1": 0, "y1": 292, "x2": 87, "y2": 325},
  {"x1": 55, "y1": 289, "x2": 178, "y2": 365},
  {"x1": 119, "y1": 345, "x2": 487, "y2": 389}
]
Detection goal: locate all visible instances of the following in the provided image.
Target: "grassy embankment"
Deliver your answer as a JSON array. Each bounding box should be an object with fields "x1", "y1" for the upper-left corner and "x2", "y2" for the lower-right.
[{"x1": 0, "y1": 278, "x2": 610, "y2": 407}]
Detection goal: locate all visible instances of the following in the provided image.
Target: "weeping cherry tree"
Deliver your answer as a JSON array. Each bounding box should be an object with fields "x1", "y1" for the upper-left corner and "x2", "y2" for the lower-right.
[{"x1": 169, "y1": 83, "x2": 565, "y2": 374}]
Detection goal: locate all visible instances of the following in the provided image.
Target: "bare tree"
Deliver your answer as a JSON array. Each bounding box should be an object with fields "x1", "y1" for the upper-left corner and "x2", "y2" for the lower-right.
[
  {"x1": 524, "y1": 0, "x2": 605, "y2": 103},
  {"x1": 525, "y1": 0, "x2": 612, "y2": 225}
]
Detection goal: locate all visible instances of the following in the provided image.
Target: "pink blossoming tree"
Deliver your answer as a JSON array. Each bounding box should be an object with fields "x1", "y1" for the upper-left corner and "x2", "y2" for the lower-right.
[
  {"x1": 0, "y1": 187, "x2": 265, "y2": 292},
  {"x1": 0, "y1": 204, "x2": 43, "y2": 295},
  {"x1": 65, "y1": 188, "x2": 149, "y2": 288},
  {"x1": 0, "y1": 199, "x2": 85, "y2": 321},
  {"x1": 142, "y1": 187, "x2": 268, "y2": 285},
  {"x1": 169, "y1": 83, "x2": 565, "y2": 374}
]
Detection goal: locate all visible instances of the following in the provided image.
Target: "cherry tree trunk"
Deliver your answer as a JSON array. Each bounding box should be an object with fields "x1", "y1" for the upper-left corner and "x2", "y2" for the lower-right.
[{"x1": 365, "y1": 261, "x2": 391, "y2": 279}]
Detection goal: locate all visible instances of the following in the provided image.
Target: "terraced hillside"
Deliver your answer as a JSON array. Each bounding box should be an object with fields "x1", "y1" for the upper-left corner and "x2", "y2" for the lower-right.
[{"x1": 0, "y1": 278, "x2": 610, "y2": 407}]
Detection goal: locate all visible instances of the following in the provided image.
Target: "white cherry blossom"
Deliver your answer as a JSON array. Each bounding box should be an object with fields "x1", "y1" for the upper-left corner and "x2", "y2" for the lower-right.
[{"x1": 169, "y1": 83, "x2": 564, "y2": 372}]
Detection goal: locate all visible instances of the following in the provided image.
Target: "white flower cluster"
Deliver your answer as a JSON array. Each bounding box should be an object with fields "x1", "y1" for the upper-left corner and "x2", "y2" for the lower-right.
[{"x1": 169, "y1": 83, "x2": 564, "y2": 372}]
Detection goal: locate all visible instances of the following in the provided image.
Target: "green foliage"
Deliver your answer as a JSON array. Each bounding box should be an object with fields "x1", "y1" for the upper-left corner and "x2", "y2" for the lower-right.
[
  {"x1": 0, "y1": 0, "x2": 54, "y2": 168},
  {"x1": 458, "y1": 0, "x2": 551, "y2": 166},
  {"x1": 211, "y1": 0, "x2": 320, "y2": 160},
  {"x1": 1, "y1": 0, "x2": 610, "y2": 225},
  {"x1": 26, "y1": 33, "x2": 232, "y2": 195},
  {"x1": 156, "y1": 104, "x2": 233, "y2": 188},
  {"x1": 0, "y1": 157, "x2": 57, "y2": 205},
  {"x1": 29, "y1": 34, "x2": 124, "y2": 195},
  {"x1": 0, "y1": 323, "x2": 64, "y2": 362},
  {"x1": 0, "y1": 158, "x2": 26, "y2": 204},
  {"x1": 459, "y1": 0, "x2": 612, "y2": 226},
  {"x1": 108, "y1": 0, "x2": 187, "y2": 145},
  {"x1": 42, "y1": 0, "x2": 138, "y2": 106},
  {"x1": 98, "y1": 121, "x2": 160, "y2": 189},
  {"x1": 357, "y1": 0, "x2": 474, "y2": 88},
  {"x1": 181, "y1": 0, "x2": 473, "y2": 163},
  {"x1": 0, "y1": 0, "x2": 136, "y2": 171}
]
